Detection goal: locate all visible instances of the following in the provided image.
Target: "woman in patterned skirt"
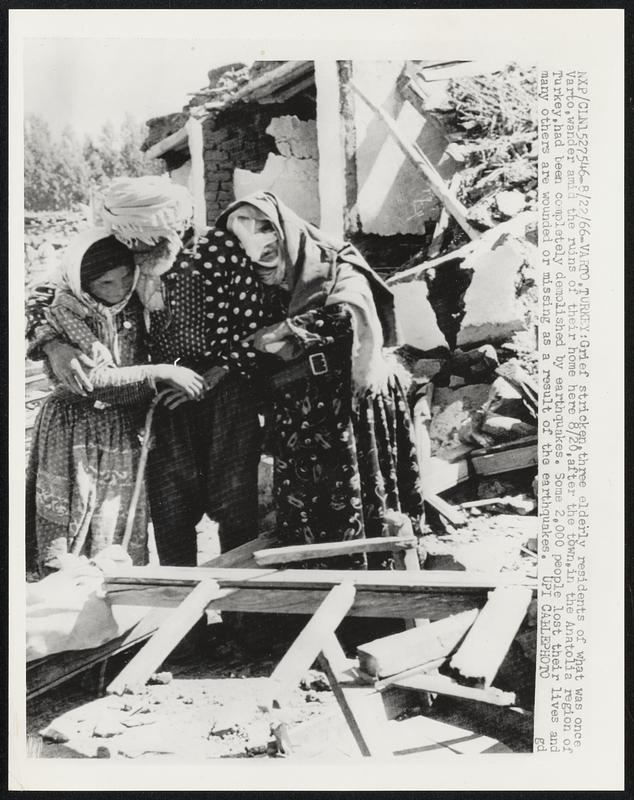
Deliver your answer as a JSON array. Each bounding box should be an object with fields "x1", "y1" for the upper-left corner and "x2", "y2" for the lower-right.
[
  {"x1": 25, "y1": 229, "x2": 205, "y2": 575},
  {"x1": 217, "y1": 192, "x2": 424, "y2": 567}
]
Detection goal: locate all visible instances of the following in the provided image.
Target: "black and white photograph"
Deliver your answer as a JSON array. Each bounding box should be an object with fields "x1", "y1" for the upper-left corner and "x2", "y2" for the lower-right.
[{"x1": 9, "y1": 9, "x2": 623, "y2": 792}]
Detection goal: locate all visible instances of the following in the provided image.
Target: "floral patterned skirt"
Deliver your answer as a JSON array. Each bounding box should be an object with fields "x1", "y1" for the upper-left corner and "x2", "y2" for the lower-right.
[
  {"x1": 25, "y1": 394, "x2": 148, "y2": 574},
  {"x1": 269, "y1": 341, "x2": 424, "y2": 568}
]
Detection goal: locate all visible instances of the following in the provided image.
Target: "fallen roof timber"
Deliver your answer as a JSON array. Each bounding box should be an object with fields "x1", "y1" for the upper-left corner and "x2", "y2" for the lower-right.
[{"x1": 106, "y1": 567, "x2": 536, "y2": 622}]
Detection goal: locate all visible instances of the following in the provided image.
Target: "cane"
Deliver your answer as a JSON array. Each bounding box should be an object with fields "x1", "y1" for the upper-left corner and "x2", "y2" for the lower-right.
[{"x1": 121, "y1": 389, "x2": 170, "y2": 553}]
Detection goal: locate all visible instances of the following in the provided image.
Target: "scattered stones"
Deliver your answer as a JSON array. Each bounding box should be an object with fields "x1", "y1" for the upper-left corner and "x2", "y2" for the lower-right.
[
  {"x1": 148, "y1": 672, "x2": 172, "y2": 686},
  {"x1": 39, "y1": 724, "x2": 72, "y2": 744},
  {"x1": 92, "y1": 723, "x2": 122, "y2": 739}
]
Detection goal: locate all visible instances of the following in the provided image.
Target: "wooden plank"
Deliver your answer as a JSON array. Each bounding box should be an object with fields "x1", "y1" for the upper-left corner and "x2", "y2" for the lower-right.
[
  {"x1": 106, "y1": 579, "x2": 231, "y2": 696},
  {"x1": 267, "y1": 583, "x2": 356, "y2": 706},
  {"x1": 449, "y1": 586, "x2": 533, "y2": 688},
  {"x1": 423, "y1": 493, "x2": 467, "y2": 526},
  {"x1": 106, "y1": 584, "x2": 486, "y2": 621},
  {"x1": 253, "y1": 536, "x2": 416, "y2": 567},
  {"x1": 105, "y1": 565, "x2": 535, "y2": 591},
  {"x1": 471, "y1": 442, "x2": 538, "y2": 477},
  {"x1": 318, "y1": 633, "x2": 393, "y2": 758},
  {"x1": 106, "y1": 569, "x2": 535, "y2": 623},
  {"x1": 388, "y1": 671, "x2": 516, "y2": 706},
  {"x1": 201, "y1": 533, "x2": 277, "y2": 569},
  {"x1": 357, "y1": 609, "x2": 478, "y2": 679},
  {"x1": 349, "y1": 80, "x2": 479, "y2": 241}
]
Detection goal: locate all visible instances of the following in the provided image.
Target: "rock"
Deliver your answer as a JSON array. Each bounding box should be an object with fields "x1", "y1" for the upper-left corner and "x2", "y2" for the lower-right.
[
  {"x1": 447, "y1": 345, "x2": 499, "y2": 382},
  {"x1": 477, "y1": 478, "x2": 516, "y2": 499},
  {"x1": 495, "y1": 190, "x2": 526, "y2": 218},
  {"x1": 430, "y1": 384, "x2": 491, "y2": 455},
  {"x1": 484, "y1": 377, "x2": 527, "y2": 420},
  {"x1": 92, "y1": 723, "x2": 122, "y2": 739},
  {"x1": 39, "y1": 723, "x2": 73, "y2": 744},
  {"x1": 389, "y1": 280, "x2": 449, "y2": 352},
  {"x1": 481, "y1": 414, "x2": 538, "y2": 441},
  {"x1": 148, "y1": 671, "x2": 172, "y2": 685},
  {"x1": 456, "y1": 231, "x2": 534, "y2": 347},
  {"x1": 414, "y1": 358, "x2": 444, "y2": 379},
  {"x1": 95, "y1": 746, "x2": 112, "y2": 758},
  {"x1": 505, "y1": 495, "x2": 537, "y2": 516}
]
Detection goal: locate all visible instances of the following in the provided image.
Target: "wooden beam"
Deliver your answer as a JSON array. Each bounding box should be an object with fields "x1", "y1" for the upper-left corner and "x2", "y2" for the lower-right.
[
  {"x1": 387, "y1": 671, "x2": 516, "y2": 706},
  {"x1": 253, "y1": 536, "x2": 417, "y2": 567},
  {"x1": 267, "y1": 583, "x2": 356, "y2": 707},
  {"x1": 423, "y1": 493, "x2": 468, "y2": 527},
  {"x1": 449, "y1": 586, "x2": 533, "y2": 688},
  {"x1": 106, "y1": 566, "x2": 536, "y2": 592},
  {"x1": 145, "y1": 126, "x2": 188, "y2": 160},
  {"x1": 470, "y1": 440, "x2": 538, "y2": 477},
  {"x1": 349, "y1": 79, "x2": 479, "y2": 241},
  {"x1": 357, "y1": 609, "x2": 478, "y2": 679},
  {"x1": 106, "y1": 579, "x2": 231, "y2": 696},
  {"x1": 106, "y1": 568, "x2": 535, "y2": 623}
]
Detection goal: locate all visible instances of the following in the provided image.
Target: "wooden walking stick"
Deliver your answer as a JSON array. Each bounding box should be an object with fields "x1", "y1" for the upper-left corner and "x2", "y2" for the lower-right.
[{"x1": 121, "y1": 389, "x2": 169, "y2": 553}]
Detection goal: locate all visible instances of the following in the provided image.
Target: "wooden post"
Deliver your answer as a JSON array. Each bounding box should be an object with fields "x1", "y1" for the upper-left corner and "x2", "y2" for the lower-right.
[
  {"x1": 266, "y1": 582, "x2": 356, "y2": 707},
  {"x1": 106, "y1": 579, "x2": 229, "y2": 696},
  {"x1": 318, "y1": 633, "x2": 393, "y2": 758}
]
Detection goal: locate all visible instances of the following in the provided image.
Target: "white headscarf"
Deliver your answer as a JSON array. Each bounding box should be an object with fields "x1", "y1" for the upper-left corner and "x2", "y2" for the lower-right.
[
  {"x1": 55, "y1": 227, "x2": 139, "y2": 364},
  {"x1": 101, "y1": 176, "x2": 194, "y2": 311}
]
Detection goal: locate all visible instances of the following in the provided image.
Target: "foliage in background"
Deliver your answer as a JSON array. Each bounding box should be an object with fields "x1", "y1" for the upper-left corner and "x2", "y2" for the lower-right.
[{"x1": 24, "y1": 113, "x2": 164, "y2": 212}]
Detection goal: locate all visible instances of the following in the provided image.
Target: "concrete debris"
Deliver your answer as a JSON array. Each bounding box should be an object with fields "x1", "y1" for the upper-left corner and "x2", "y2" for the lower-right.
[
  {"x1": 148, "y1": 672, "x2": 173, "y2": 686},
  {"x1": 391, "y1": 281, "x2": 449, "y2": 352},
  {"x1": 456, "y1": 233, "x2": 531, "y2": 348},
  {"x1": 495, "y1": 190, "x2": 526, "y2": 218}
]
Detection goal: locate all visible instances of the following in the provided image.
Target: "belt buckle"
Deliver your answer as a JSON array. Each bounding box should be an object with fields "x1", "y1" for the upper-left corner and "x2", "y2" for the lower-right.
[{"x1": 308, "y1": 352, "x2": 328, "y2": 376}]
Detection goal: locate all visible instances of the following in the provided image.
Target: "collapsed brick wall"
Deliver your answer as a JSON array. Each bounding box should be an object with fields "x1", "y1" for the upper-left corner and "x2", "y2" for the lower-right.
[{"x1": 203, "y1": 98, "x2": 316, "y2": 225}]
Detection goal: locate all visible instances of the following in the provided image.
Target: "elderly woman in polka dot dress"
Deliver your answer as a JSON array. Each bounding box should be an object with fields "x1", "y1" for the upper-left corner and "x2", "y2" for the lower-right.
[
  {"x1": 217, "y1": 192, "x2": 425, "y2": 568},
  {"x1": 26, "y1": 178, "x2": 266, "y2": 568},
  {"x1": 26, "y1": 229, "x2": 206, "y2": 575}
]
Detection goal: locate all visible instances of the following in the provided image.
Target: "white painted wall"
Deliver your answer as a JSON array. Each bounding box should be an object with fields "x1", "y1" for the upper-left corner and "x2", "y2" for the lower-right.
[{"x1": 352, "y1": 61, "x2": 450, "y2": 236}]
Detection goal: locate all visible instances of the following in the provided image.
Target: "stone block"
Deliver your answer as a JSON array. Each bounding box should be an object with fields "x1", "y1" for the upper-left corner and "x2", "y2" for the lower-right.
[
  {"x1": 390, "y1": 281, "x2": 448, "y2": 352},
  {"x1": 456, "y1": 232, "x2": 535, "y2": 347},
  {"x1": 429, "y1": 384, "x2": 490, "y2": 456}
]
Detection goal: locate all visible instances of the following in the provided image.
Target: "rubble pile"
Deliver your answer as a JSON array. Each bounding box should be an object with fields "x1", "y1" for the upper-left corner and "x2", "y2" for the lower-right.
[
  {"x1": 441, "y1": 64, "x2": 538, "y2": 248},
  {"x1": 24, "y1": 210, "x2": 90, "y2": 291}
]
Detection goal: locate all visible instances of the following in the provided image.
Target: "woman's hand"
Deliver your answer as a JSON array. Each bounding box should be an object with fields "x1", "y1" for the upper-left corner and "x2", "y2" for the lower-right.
[
  {"x1": 43, "y1": 341, "x2": 95, "y2": 395},
  {"x1": 247, "y1": 320, "x2": 292, "y2": 353},
  {"x1": 157, "y1": 365, "x2": 205, "y2": 399}
]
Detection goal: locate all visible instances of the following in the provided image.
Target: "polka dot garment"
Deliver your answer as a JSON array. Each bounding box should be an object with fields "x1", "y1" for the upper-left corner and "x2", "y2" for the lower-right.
[{"x1": 148, "y1": 228, "x2": 264, "y2": 375}]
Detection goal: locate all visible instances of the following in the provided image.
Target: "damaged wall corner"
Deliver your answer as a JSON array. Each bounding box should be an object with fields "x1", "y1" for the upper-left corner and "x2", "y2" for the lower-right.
[{"x1": 233, "y1": 115, "x2": 320, "y2": 225}]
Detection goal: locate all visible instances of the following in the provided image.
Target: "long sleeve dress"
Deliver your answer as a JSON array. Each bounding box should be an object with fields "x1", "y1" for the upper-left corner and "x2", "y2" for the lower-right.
[
  {"x1": 259, "y1": 285, "x2": 424, "y2": 569},
  {"x1": 25, "y1": 293, "x2": 158, "y2": 574}
]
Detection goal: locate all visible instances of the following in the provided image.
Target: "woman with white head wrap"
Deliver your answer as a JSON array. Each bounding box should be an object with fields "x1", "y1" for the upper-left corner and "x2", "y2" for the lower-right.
[
  {"x1": 25, "y1": 228, "x2": 205, "y2": 576},
  {"x1": 217, "y1": 192, "x2": 424, "y2": 565}
]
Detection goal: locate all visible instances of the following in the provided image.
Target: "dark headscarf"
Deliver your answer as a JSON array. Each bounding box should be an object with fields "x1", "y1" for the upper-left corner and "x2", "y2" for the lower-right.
[{"x1": 217, "y1": 192, "x2": 399, "y2": 347}]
